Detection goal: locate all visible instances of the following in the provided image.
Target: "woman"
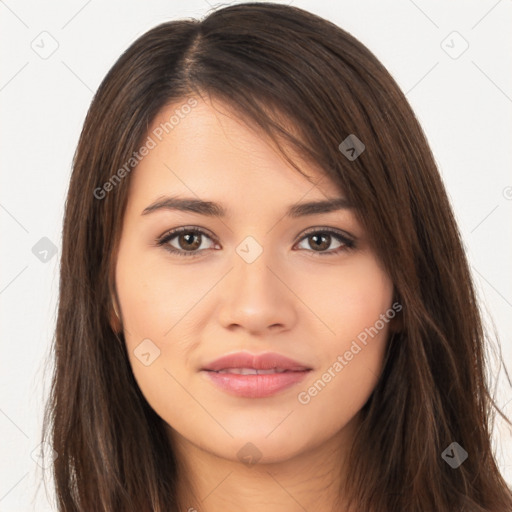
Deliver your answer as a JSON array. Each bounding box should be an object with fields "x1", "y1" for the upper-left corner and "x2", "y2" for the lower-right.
[{"x1": 42, "y1": 2, "x2": 512, "y2": 511}]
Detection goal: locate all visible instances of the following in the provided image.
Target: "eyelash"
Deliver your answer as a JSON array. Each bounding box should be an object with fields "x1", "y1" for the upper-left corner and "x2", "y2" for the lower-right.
[{"x1": 155, "y1": 226, "x2": 356, "y2": 258}]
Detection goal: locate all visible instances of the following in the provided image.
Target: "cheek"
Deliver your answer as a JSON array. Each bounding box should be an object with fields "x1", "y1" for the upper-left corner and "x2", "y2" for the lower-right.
[
  {"x1": 295, "y1": 255, "x2": 393, "y2": 427},
  {"x1": 309, "y1": 253, "x2": 394, "y2": 347},
  {"x1": 115, "y1": 246, "x2": 209, "y2": 343},
  {"x1": 115, "y1": 247, "x2": 220, "y2": 399},
  {"x1": 341, "y1": 263, "x2": 393, "y2": 368},
  {"x1": 114, "y1": 249, "x2": 203, "y2": 422}
]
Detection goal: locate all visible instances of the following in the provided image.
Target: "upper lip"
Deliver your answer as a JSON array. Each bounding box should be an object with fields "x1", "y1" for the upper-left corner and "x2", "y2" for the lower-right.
[{"x1": 201, "y1": 351, "x2": 312, "y2": 372}]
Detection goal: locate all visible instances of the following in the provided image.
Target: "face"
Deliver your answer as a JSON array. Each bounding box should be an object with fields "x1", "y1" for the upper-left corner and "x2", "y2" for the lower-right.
[{"x1": 113, "y1": 95, "x2": 395, "y2": 465}]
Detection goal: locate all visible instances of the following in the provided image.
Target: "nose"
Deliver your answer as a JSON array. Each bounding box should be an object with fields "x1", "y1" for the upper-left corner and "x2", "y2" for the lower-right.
[{"x1": 217, "y1": 248, "x2": 298, "y2": 335}]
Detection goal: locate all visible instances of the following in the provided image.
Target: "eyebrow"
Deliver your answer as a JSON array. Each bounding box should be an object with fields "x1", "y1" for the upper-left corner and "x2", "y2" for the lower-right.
[{"x1": 141, "y1": 195, "x2": 353, "y2": 218}]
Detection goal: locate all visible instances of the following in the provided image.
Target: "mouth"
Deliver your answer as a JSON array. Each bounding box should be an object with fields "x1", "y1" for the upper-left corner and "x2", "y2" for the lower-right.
[{"x1": 201, "y1": 352, "x2": 312, "y2": 398}]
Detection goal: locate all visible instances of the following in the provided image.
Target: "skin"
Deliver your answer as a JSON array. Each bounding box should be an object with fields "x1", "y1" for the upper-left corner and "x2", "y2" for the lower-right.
[{"x1": 112, "y1": 94, "x2": 396, "y2": 512}]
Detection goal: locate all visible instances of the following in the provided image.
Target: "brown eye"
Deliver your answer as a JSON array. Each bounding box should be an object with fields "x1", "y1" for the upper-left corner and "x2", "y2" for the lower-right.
[
  {"x1": 294, "y1": 228, "x2": 355, "y2": 256},
  {"x1": 157, "y1": 227, "x2": 217, "y2": 257},
  {"x1": 307, "y1": 233, "x2": 333, "y2": 251},
  {"x1": 176, "y1": 232, "x2": 202, "y2": 251}
]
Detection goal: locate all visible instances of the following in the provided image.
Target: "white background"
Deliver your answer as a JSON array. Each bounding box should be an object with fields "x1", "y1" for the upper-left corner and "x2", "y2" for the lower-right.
[{"x1": 1, "y1": 0, "x2": 511, "y2": 510}]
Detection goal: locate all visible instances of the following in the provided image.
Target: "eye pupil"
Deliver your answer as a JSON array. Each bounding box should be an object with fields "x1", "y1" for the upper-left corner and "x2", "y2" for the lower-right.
[{"x1": 310, "y1": 234, "x2": 330, "y2": 251}]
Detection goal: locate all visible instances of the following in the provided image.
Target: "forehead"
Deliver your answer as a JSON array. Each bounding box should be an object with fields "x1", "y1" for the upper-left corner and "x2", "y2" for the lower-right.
[{"x1": 126, "y1": 96, "x2": 343, "y2": 212}]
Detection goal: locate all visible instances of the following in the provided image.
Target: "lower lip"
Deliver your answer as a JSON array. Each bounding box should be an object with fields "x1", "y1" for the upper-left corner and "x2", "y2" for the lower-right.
[{"x1": 203, "y1": 370, "x2": 311, "y2": 398}]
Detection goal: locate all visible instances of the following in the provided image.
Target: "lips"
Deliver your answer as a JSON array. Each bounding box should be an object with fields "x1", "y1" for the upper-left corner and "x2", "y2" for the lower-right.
[
  {"x1": 201, "y1": 351, "x2": 312, "y2": 398},
  {"x1": 202, "y1": 352, "x2": 312, "y2": 372}
]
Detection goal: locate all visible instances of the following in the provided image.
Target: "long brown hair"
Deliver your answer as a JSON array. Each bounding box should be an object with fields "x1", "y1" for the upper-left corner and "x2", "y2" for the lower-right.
[{"x1": 42, "y1": 2, "x2": 512, "y2": 511}]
